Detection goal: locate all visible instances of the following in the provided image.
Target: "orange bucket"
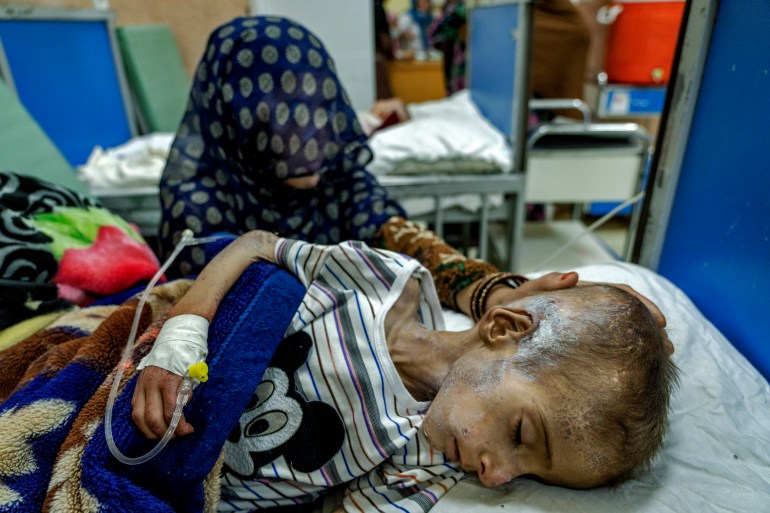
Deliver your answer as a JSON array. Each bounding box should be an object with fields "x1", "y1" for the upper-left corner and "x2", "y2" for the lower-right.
[{"x1": 602, "y1": 0, "x2": 686, "y2": 85}]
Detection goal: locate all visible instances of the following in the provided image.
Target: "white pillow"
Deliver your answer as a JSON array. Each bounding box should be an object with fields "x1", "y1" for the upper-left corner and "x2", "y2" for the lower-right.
[{"x1": 367, "y1": 90, "x2": 513, "y2": 176}]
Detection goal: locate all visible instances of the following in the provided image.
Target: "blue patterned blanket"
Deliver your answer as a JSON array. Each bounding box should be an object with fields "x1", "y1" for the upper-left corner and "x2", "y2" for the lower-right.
[{"x1": 0, "y1": 260, "x2": 304, "y2": 512}]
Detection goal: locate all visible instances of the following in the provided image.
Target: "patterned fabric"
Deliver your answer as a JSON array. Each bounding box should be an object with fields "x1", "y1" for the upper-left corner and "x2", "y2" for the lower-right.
[
  {"x1": 0, "y1": 261, "x2": 305, "y2": 513},
  {"x1": 221, "y1": 238, "x2": 463, "y2": 512},
  {"x1": 0, "y1": 171, "x2": 160, "y2": 330},
  {"x1": 0, "y1": 172, "x2": 97, "y2": 282},
  {"x1": 159, "y1": 16, "x2": 405, "y2": 276},
  {"x1": 375, "y1": 216, "x2": 499, "y2": 309}
]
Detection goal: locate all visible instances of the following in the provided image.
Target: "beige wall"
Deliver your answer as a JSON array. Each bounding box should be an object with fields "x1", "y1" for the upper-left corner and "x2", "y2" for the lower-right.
[
  {"x1": 386, "y1": 0, "x2": 409, "y2": 14},
  {"x1": 0, "y1": 0, "x2": 249, "y2": 75}
]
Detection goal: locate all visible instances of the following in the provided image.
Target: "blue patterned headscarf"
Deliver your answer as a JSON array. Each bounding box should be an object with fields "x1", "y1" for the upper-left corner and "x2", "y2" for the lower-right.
[{"x1": 159, "y1": 16, "x2": 404, "y2": 275}]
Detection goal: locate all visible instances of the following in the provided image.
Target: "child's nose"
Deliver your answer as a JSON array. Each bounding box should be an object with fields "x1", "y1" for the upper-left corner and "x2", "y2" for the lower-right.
[{"x1": 477, "y1": 454, "x2": 514, "y2": 487}]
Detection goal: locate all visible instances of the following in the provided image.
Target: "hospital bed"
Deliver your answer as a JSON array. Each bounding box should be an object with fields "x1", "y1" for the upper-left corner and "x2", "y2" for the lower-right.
[
  {"x1": 1, "y1": 7, "x2": 769, "y2": 513},
  {"x1": 368, "y1": 91, "x2": 651, "y2": 269},
  {"x1": 366, "y1": 0, "x2": 651, "y2": 271}
]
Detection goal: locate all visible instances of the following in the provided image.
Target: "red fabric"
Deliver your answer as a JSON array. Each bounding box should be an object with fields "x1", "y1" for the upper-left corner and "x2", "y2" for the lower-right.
[{"x1": 54, "y1": 225, "x2": 162, "y2": 300}]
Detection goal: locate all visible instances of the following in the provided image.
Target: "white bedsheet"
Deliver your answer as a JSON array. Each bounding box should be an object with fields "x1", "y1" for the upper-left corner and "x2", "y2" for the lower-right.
[
  {"x1": 438, "y1": 262, "x2": 770, "y2": 512},
  {"x1": 366, "y1": 91, "x2": 513, "y2": 217},
  {"x1": 367, "y1": 90, "x2": 513, "y2": 177},
  {"x1": 77, "y1": 133, "x2": 174, "y2": 190}
]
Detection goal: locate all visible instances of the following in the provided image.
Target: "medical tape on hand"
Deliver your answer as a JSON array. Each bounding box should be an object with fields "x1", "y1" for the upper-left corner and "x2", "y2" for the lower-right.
[{"x1": 137, "y1": 314, "x2": 209, "y2": 377}]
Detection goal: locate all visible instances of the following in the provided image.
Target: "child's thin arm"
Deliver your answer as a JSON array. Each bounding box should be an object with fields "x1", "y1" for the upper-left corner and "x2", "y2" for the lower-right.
[
  {"x1": 132, "y1": 230, "x2": 278, "y2": 440},
  {"x1": 168, "y1": 230, "x2": 279, "y2": 321}
]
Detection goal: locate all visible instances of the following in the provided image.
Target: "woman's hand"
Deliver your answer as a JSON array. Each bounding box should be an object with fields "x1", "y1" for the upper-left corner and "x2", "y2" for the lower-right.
[
  {"x1": 577, "y1": 279, "x2": 674, "y2": 355},
  {"x1": 371, "y1": 97, "x2": 410, "y2": 123},
  {"x1": 132, "y1": 366, "x2": 194, "y2": 439},
  {"x1": 487, "y1": 271, "x2": 580, "y2": 308},
  {"x1": 457, "y1": 271, "x2": 579, "y2": 316}
]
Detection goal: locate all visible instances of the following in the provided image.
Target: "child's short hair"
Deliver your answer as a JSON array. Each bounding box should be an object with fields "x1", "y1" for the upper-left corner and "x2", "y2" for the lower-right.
[{"x1": 511, "y1": 285, "x2": 678, "y2": 486}]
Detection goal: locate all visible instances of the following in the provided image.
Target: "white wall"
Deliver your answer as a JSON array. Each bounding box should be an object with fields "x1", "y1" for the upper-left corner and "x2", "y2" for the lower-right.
[{"x1": 250, "y1": 0, "x2": 375, "y2": 111}]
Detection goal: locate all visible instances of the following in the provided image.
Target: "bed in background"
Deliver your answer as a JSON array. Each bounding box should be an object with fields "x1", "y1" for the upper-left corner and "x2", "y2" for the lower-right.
[
  {"x1": 1, "y1": 170, "x2": 768, "y2": 512},
  {"x1": 365, "y1": 0, "x2": 651, "y2": 271},
  {"x1": 69, "y1": 0, "x2": 530, "y2": 271},
  {"x1": 366, "y1": 89, "x2": 523, "y2": 267}
]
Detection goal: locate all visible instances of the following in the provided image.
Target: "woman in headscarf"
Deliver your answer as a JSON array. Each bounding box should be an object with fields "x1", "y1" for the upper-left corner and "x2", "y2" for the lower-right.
[
  {"x1": 159, "y1": 16, "x2": 535, "y2": 315},
  {"x1": 160, "y1": 16, "x2": 406, "y2": 274}
]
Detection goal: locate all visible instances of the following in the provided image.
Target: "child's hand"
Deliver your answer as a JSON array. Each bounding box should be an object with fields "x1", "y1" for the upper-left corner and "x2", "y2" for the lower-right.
[{"x1": 131, "y1": 366, "x2": 195, "y2": 439}]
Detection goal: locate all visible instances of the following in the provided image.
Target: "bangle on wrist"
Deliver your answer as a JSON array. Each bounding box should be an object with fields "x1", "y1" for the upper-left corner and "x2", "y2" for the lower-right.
[{"x1": 469, "y1": 272, "x2": 528, "y2": 322}]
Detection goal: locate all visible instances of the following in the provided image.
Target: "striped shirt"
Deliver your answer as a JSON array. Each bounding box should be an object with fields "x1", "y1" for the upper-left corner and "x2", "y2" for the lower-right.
[{"x1": 219, "y1": 238, "x2": 464, "y2": 512}]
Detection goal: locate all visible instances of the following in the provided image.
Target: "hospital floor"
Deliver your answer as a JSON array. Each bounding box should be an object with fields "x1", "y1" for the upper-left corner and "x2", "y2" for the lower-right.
[
  {"x1": 484, "y1": 210, "x2": 631, "y2": 274},
  {"x1": 517, "y1": 216, "x2": 630, "y2": 274}
]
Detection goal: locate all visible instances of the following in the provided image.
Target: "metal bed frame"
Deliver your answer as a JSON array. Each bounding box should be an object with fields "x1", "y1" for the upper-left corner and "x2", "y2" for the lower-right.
[
  {"x1": 1, "y1": 2, "x2": 535, "y2": 273},
  {"x1": 379, "y1": 173, "x2": 527, "y2": 268},
  {"x1": 377, "y1": 0, "x2": 535, "y2": 272}
]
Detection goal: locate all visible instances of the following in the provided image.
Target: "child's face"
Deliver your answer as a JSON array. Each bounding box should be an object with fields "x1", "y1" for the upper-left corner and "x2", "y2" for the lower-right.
[{"x1": 423, "y1": 345, "x2": 607, "y2": 489}]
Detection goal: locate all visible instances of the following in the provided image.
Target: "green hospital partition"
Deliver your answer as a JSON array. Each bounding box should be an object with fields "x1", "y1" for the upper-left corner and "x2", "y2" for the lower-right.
[
  {"x1": 116, "y1": 24, "x2": 190, "y2": 133},
  {"x1": 0, "y1": 77, "x2": 86, "y2": 194}
]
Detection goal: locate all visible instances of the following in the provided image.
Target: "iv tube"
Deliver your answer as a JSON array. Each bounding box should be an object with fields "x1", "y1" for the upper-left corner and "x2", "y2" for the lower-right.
[{"x1": 104, "y1": 229, "x2": 222, "y2": 465}]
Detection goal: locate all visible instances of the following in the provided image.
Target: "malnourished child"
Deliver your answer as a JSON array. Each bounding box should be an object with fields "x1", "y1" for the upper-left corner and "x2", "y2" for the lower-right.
[{"x1": 133, "y1": 230, "x2": 677, "y2": 512}]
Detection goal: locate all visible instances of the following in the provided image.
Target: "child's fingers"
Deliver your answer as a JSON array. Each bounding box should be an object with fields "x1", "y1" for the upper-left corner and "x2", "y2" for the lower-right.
[
  {"x1": 580, "y1": 280, "x2": 667, "y2": 328},
  {"x1": 142, "y1": 386, "x2": 167, "y2": 440},
  {"x1": 160, "y1": 378, "x2": 195, "y2": 437},
  {"x1": 614, "y1": 283, "x2": 666, "y2": 326},
  {"x1": 131, "y1": 381, "x2": 155, "y2": 439}
]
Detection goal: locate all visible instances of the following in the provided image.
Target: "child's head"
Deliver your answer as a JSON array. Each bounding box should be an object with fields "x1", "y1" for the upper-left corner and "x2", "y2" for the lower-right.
[{"x1": 423, "y1": 284, "x2": 678, "y2": 489}]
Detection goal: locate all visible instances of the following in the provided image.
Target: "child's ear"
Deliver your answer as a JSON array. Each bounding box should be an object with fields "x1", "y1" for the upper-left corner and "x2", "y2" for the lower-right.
[{"x1": 479, "y1": 307, "x2": 535, "y2": 346}]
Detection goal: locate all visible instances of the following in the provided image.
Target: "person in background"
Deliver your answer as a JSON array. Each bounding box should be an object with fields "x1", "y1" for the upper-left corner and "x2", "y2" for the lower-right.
[
  {"x1": 159, "y1": 16, "x2": 405, "y2": 276},
  {"x1": 374, "y1": 0, "x2": 395, "y2": 98},
  {"x1": 392, "y1": 0, "x2": 435, "y2": 60},
  {"x1": 429, "y1": 0, "x2": 468, "y2": 94}
]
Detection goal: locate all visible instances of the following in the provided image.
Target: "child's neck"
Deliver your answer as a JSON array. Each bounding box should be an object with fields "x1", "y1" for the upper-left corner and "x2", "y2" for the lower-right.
[{"x1": 385, "y1": 278, "x2": 479, "y2": 401}]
